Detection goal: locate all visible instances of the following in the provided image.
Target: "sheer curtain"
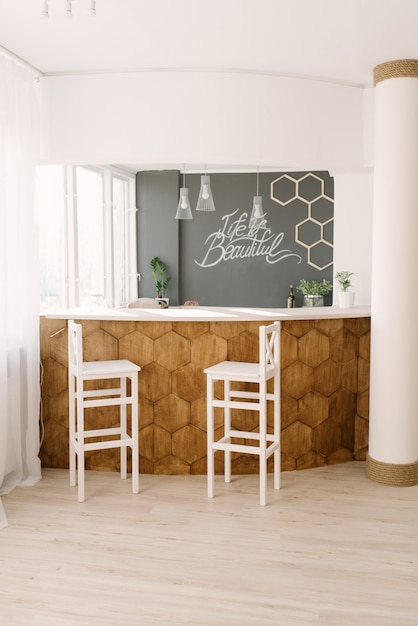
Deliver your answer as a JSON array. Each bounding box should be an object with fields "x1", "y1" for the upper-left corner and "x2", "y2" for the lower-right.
[{"x1": 0, "y1": 55, "x2": 42, "y2": 529}]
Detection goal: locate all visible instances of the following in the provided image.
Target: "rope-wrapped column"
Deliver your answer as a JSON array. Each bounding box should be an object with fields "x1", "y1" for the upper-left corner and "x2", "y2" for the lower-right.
[{"x1": 367, "y1": 60, "x2": 418, "y2": 486}]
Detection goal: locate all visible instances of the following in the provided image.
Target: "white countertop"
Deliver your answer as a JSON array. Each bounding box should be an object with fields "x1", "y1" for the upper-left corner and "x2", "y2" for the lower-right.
[{"x1": 43, "y1": 305, "x2": 371, "y2": 322}]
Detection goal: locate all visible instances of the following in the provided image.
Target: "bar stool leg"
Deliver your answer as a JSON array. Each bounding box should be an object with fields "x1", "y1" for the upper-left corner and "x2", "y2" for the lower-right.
[
  {"x1": 224, "y1": 379, "x2": 231, "y2": 484},
  {"x1": 120, "y1": 376, "x2": 127, "y2": 480},
  {"x1": 207, "y1": 375, "x2": 215, "y2": 499},
  {"x1": 131, "y1": 374, "x2": 139, "y2": 495}
]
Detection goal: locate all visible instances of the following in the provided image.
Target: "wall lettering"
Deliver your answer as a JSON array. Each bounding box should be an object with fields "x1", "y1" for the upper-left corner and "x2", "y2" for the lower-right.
[{"x1": 194, "y1": 209, "x2": 302, "y2": 268}]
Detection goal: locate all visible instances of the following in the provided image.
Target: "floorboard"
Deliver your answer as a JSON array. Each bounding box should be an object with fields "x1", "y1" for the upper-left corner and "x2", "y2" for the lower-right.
[{"x1": 1, "y1": 463, "x2": 418, "y2": 625}]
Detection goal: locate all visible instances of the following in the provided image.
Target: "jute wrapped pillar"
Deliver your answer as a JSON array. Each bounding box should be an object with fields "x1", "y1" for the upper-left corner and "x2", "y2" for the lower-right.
[{"x1": 367, "y1": 60, "x2": 418, "y2": 486}]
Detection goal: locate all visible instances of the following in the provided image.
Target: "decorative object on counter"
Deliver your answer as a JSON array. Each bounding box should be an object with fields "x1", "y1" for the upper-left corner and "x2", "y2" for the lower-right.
[
  {"x1": 287, "y1": 284, "x2": 295, "y2": 308},
  {"x1": 297, "y1": 278, "x2": 333, "y2": 307},
  {"x1": 196, "y1": 165, "x2": 216, "y2": 212},
  {"x1": 336, "y1": 271, "x2": 356, "y2": 308},
  {"x1": 175, "y1": 164, "x2": 193, "y2": 219},
  {"x1": 249, "y1": 166, "x2": 266, "y2": 230},
  {"x1": 127, "y1": 298, "x2": 167, "y2": 309},
  {"x1": 150, "y1": 256, "x2": 171, "y2": 305},
  {"x1": 183, "y1": 300, "x2": 200, "y2": 307}
]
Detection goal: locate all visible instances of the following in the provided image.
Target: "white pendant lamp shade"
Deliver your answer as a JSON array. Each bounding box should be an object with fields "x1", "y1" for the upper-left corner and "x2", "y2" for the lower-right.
[
  {"x1": 249, "y1": 195, "x2": 266, "y2": 229},
  {"x1": 249, "y1": 169, "x2": 266, "y2": 229},
  {"x1": 196, "y1": 174, "x2": 216, "y2": 212},
  {"x1": 175, "y1": 187, "x2": 193, "y2": 220}
]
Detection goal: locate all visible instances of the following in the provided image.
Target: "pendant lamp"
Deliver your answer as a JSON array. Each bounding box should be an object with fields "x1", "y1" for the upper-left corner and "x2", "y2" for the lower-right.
[
  {"x1": 175, "y1": 166, "x2": 193, "y2": 220},
  {"x1": 249, "y1": 168, "x2": 266, "y2": 230},
  {"x1": 196, "y1": 166, "x2": 216, "y2": 212}
]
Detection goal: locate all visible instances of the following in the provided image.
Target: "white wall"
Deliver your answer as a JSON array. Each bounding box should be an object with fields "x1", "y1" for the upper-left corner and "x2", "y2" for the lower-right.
[
  {"x1": 333, "y1": 170, "x2": 373, "y2": 305},
  {"x1": 37, "y1": 70, "x2": 374, "y2": 301}
]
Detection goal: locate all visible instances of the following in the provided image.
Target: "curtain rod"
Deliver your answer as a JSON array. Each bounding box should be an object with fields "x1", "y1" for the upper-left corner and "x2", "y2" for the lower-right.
[{"x1": 0, "y1": 45, "x2": 44, "y2": 78}]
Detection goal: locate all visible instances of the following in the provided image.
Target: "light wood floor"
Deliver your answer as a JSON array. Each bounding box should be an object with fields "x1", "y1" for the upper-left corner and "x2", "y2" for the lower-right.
[{"x1": 1, "y1": 462, "x2": 418, "y2": 625}]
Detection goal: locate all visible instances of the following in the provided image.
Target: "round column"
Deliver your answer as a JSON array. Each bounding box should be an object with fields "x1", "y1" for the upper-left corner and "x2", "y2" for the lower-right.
[{"x1": 367, "y1": 60, "x2": 418, "y2": 486}]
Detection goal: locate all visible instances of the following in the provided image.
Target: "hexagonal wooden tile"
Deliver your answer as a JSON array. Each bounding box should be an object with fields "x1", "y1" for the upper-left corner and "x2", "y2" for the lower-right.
[
  {"x1": 299, "y1": 329, "x2": 330, "y2": 367},
  {"x1": 313, "y1": 360, "x2": 342, "y2": 396},
  {"x1": 191, "y1": 332, "x2": 227, "y2": 369},
  {"x1": 282, "y1": 421, "x2": 313, "y2": 458},
  {"x1": 172, "y1": 424, "x2": 206, "y2": 464},
  {"x1": 42, "y1": 358, "x2": 68, "y2": 396},
  {"x1": 227, "y1": 330, "x2": 258, "y2": 362},
  {"x1": 119, "y1": 330, "x2": 154, "y2": 366},
  {"x1": 210, "y1": 321, "x2": 248, "y2": 339},
  {"x1": 50, "y1": 328, "x2": 69, "y2": 367},
  {"x1": 140, "y1": 362, "x2": 171, "y2": 402},
  {"x1": 154, "y1": 454, "x2": 190, "y2": 475},
  {"x1": 172, "y1": 362, "x2": 206, "y2": 403},
  {"x1": 283, "y1": 319, "x2": 312, "y2": 338},
  {"x1": 298, "y1": 391, "x2": 328, "y2": 428},
  {"x1": 173, "y1": 321, "x2": 209, "y2": 339},
  {"x1": 84, "y1": 328, "x2": 118, "y2": 361},
  {"x1": 358, "y1": 357, "x2": 370, "y2": 393},
  {"x1": 190, "y1": 396, "x2": 208, "y2": 430},
  {"x1": 281, "y1": 330, "x2": 298, "y2": 368},
  {"x1": 101, "y1": 320, "x2": 136, "y2": 339},
  {"x1": 357, "y1": 389, "x2": 369, "y2": 419},
  {"x1": 136, "y1": 321, "x2": 172, "y2": 339},
  {"x1": 329, "y1": 388, "x2": 356, "y2": 425},
  {"x1": 281, "y1": 393, "x2": 299, "y2": 429},
  {"x1": 154, "y1": 330, "x2": 191, "y2": 370},
  {"x1": 313, "y1": 318, "x2": 343, "y2": 336},
  {"x1": 154, "y1": 393, "x2": 190, "y2": 432},
  {"x1": 312, "y1": 420, "x2": 342, "y2": 456},
  {"x1": 282, "y1": 361, "x2": 314, "y2": 398},
  {"x1": 139, "y1": 424, "x2": 171, "y2": 462}
]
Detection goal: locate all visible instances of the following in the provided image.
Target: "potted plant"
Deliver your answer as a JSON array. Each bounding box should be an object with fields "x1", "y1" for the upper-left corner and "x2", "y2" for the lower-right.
[
  {"x1": 296, "y1": 278, "x2": 333, "y2": 307},
  {"x1": 150, "y1": 256, "x2": 171, "y2": 305},
  {"x1": 335, "y1": 271, "x2": 356, "y2": 308}
]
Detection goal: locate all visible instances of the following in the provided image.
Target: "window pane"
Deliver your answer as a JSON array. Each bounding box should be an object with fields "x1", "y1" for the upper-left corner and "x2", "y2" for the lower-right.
[
  {"x1": 113, "y1": 176, "x2": 128, "y2": 306},
  {"x1": 38, "y1": 166, "x2": 65, "y2": 310},
  {"x1": 76, "y1": 167, "x2": 105, "y2": 306}
]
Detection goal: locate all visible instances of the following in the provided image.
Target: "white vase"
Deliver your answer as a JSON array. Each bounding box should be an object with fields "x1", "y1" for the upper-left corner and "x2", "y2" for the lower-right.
[{"x1": 338, "y1": 291, "x2": 355, "y2": 308}]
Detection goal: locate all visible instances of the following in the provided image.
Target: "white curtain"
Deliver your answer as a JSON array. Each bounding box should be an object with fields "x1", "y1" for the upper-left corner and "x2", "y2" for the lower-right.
[{"x1": 0, "y1": 55, "x2": 42, "y2": 529}]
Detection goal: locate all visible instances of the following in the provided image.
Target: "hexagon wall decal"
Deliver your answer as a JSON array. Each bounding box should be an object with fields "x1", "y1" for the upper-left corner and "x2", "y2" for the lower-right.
[{"x1": 271, "y1": 172, "x2": 334, "y2": 270}]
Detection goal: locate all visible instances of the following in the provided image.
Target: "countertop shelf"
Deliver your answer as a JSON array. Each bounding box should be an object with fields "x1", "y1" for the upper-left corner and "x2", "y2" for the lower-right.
[{"x1": 43, "y1": 304, "x2": 371, "y2": 322}]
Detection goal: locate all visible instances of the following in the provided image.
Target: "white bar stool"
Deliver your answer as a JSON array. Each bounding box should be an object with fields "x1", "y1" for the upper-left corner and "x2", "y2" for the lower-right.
[
  {"x1": 68, "y1": 320, "x2": 141, "y2": 502},
  {"x1": 204, "y1": 321, "x2": 281, "y2": 506}
]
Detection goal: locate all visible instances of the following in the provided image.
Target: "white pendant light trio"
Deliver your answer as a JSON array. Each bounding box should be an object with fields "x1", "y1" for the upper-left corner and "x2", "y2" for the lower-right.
[
  {"x1": 175, "y1": 165, "x2": 216, "y2": 220},
  {"x1": 175, "y1": 165, "x2": 266, "y2": 225}
]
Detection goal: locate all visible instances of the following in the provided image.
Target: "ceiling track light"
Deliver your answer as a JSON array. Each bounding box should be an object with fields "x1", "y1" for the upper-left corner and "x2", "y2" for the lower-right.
[
  {"x1": 64, "y1": 0, "x2": 72, "y2": 18},
  {"x1": 41, "y1": 0, "x2": 96, "y2": 18},
  {"x1": 41, "y1": 0, "x2": 49, "y2": 18}
]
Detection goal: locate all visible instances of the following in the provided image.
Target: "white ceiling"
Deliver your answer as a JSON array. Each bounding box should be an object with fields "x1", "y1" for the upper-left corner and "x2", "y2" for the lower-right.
[{"x1": 1, "y1": 0, "x2": 418, "y2": 86}]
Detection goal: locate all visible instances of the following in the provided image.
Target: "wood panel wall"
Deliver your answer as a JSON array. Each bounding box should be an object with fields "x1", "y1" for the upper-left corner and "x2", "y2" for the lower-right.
[{"x1": 39, "y1": 316, "x2": 370, "y2": 475}]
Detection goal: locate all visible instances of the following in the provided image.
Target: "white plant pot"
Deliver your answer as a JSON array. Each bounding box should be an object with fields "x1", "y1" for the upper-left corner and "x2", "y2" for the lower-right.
[{"x1": 338, "y1": 291, "x2": 355, "y2": 308}]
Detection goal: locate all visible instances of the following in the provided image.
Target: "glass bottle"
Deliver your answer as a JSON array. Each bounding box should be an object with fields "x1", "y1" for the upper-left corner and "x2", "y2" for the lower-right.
[{"x1": 287, "y1": 284, "x2": 295, "y2": 308}]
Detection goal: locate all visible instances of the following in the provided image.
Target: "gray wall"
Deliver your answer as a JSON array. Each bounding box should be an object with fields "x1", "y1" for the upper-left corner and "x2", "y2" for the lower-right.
[
  {"x1": 136, "y1": 170, "x2": 334, "y2": 307},
  {"x1": 136, "y1": 170, "x2": 180, "y2": 304}
]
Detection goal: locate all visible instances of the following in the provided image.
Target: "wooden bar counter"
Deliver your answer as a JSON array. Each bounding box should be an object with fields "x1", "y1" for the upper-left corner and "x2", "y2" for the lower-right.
[{"x1": 40, "y1": 305, "x2": 371, "y2": 475}]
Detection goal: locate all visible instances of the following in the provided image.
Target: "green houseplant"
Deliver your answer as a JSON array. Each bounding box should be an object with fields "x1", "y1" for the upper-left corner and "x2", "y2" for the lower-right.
[
  {"x1": 150, "y1": 256, "x2": 171, "y2": 300},
  {"x1": 335, "y1": 271, "x2": 356, "y2": 308},
  {"x1": 335, "y1": 271, "x2": 355, "y2": 292},
  {"x1": 296, "y1": 279, "x2": 333, "y2": 307}
]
